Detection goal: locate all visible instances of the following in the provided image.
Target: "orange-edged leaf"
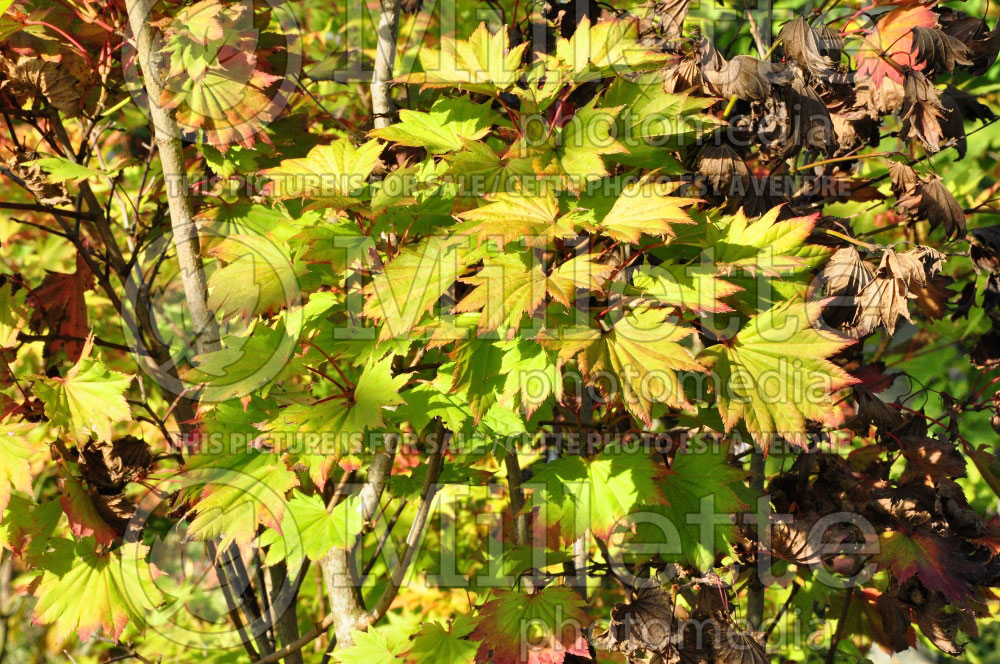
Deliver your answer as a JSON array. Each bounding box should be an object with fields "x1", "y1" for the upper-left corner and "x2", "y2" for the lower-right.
[
  {"x1": 184, "y1": 447, "x2": 298, "y2": 549},
  {"x1": 546, "y1": 254, "x2": 615, "y2": 307},
  {"x1": 363, "y1": 235, "x2": 479, "y2": 341},
  {"x1": 456, "y1": 188, "x2": 575, "y2": 247},
  {"x1": 33, "y1": 538, "x2": 163, "y2": 643},
  {"x1": 401, "y1": 23, "x2": 528, "y2": 93},
  {"x1": 857, "y1": 6, "x2": 938, "y2": 88},
  {"x1": 543, "y1": 306, "x2": 705, "y2": 425},
  {"x1": 708, "y1": 206, "x2": 819, "y2": 276},
  {"x1": 271, "y1": 355, "x2": 407, "y2": 485},
  {"x1": 634, "y1": 263, "x2": 743, "y2": 314},
  {"x1": 599, "y1": 179, "x2": 698, "y2": 243},
  {"x1": 471, "y1": 587, "x2": 590, "y2": 664},
  {"x1": 698, "y1": 299, "x2": 857, "y2": 453},
  {"x1": 34, "y1": 336, "x2": 133, "y2": 442},
  {"x1": 263, "y1": 138, "x2": 383, "y2": 201},
  {"x1": 456, "y1": 252, "x2": 548, "y2": 337}
]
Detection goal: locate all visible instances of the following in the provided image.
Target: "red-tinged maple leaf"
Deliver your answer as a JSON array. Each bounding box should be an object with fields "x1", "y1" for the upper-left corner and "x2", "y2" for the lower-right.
[
  {"x1": 876, "y1": 530, "x2": 976, "y2": 603},
  {"x1": 471, "y1": 587, "x2": 590, "y2": 664},
  {"x1": 849, "y1": 362, "x2": 898, "y2": 393},
  {"x1": 972, "y1": 516, "x2": 1000, "y2": 555},
  {"x1": 27, "y1": 252, "x2": 94, "y2": 362},
  {"x1": 836, "y1": 587, "x2": 917, "y2": 654},
  {"x1": 857, "y1": 6, "x2": 938, "y2": 88},
  {"x1": 59, "y1": 470, "x2": 117, "y2": 548}
]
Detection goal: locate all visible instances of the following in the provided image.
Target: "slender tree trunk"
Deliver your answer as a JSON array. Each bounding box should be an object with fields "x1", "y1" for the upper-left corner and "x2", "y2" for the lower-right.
[
  {"x1": 747, "y1": 449, "x2": 766, "y2": 632},
  {"x1": 371, "y1": 0, "x2": 401, "y2": 129},
  {"x1": 319, "y1": 548, "x2": 367, "y2": 648},
  {"x1": 316, "y1": 0, "x2": 402, "y2": 647},
  {"x1": 269, "y1": 562, "x2": 304, "y2": 664},
  {"x1": 124, "y1": 0, "x2": 220, "y2": 355}
]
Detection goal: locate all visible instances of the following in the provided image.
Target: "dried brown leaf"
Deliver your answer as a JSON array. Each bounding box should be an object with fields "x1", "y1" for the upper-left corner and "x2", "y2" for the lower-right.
[
  {"x1": 78, "y1": 436, "x2": 154, "y2": 494},
  {"x1": 915, "y1": 176, "x2": 967, "y2": 239},
  {"x1": 852, "y1": 249, "x2": 914, "y2": 337},
  {"x1": 703, "y1": 55, "x2": 792, "y2": 101},
  {"x1": 779, "y1": 17, "x2": 835, "y2": 78},
  {"x1": 912, "y1": 26, "x2": 973, "y2": 73},
  {"x1": 901, "y1": 71, "x2": 945, "y2": 153},
  {"x1": 594, "y1": 584, "x2": 677, "y2": 657},
  {"x1": 696, "y1": 144, "x2": 749, "y2": 197}
]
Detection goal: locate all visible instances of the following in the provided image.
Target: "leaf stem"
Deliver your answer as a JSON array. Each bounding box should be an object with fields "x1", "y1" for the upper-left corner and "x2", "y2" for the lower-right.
[{"x1": 789, "y1": 151, "x2": 887, "y2": 174}]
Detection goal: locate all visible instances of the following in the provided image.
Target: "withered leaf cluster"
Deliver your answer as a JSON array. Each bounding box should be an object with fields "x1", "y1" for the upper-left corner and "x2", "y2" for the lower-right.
[
  {"x1": 766, "y1": 427, "x2": 998, "y2": 656},
  {"x1": 595, "y1": 581, "x2": 769, "y2": 664},
  {"x1": 4, "y1": 151, "x2": 70, "y2": 207},
  {"x1": 0, "y1": 50, "x2": 86, "y2": 118},
  {"x1": 674, "y1": 9, "x2": 995, "y2": 220},
  {"x1": 818, "y1": 245, "x2": 943, "y2": 337},
  {"x1": 889, "y1": 161, "x2": 966, "y2": 238},
  {"x1": 75, "y1": 436, "x2": 153, "y2": 537}
]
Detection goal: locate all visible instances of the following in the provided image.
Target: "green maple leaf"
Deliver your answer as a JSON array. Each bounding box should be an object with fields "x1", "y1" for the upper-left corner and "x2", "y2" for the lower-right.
[
  {"x1": 404, "y1": 616, "x2": 479, "y2": 664},
  {"x1": 602, "y1": 73, "x2": 721, "y2": 155},
  {"x1": 0, "y1": 419, "x2": 33, "y2": 517},
  {"x1": 598, "y1": 178, "x2": 698, "y2": 243},
  {"x1": 0, "y1": 494, "x2": 39, "y2": 555},
  {"x1": 0, "y1": 282, "x2": 27, "y2": 348},
  {"x1": 547, "y1": 16, "x2": 666, "y2": 84},
  {"x1": 635, "y1": 445, "x2": 752, "y2": 571},
  {"x1": 456, "y1": 187, "x2": 575, "y2": 248},
  {"x1": 334, "y1": 625, "x2": 405, "y2": 664},
  {"x1": 294, "y1": 218, "x2": 374, "y2": 273},
  {"x1": 510, "y1": 99, "x2": 627, "y2": 191},
  {"x1": 363, "y1": 235, "x2": 479, "y2": 341},
  {"x1": 183, "y1": 320, "x2": 300, "y2": 402},
  {"x1": 444, "y1": 139, "x2": 535, "y2": 198},
  {"x1": 370, "y1": 97, "x2": 501, "y2": 153},
  {"x1": 528, "y1": 446, "x2": 664, "y2": 542},
  {"x1": 33, "y1": 538, "x2": 163, "y2": 642},
  {"x1": 399, "y1": 368, "x2": 474, "y2": 435},
  {"x1": 260, "y1": 491, "x2": 364, "y2": 564},
  {"x1": 456, "y1": 252, "x2": 547, "y2": 337},
  {"x1": 264, "y1": 138, "x2": 383, "y2": 201},
  {"x1": 543, "y1": 306, "x2": 705, "y2": 425},
  {"x1": 633, "y1": 262, "x2": 743, "y2": 314},
  {"x1": 470, "y1": 587, "x2": 590, "y2": 664},
  {"x1": 31, "y1": 155, "x2": 114, "y2": 184},
  {"x1": 0, "y1": 497, "x2": 60, "y2": 559},
  {"x1": 402, "y1": 23, "x2": 528, "y2": 93},
  {"x1": 708, "y1": 206, "x2": 820, "y2": 276},
  {"x1": 698, "y1": 299, "x2": 857, "y2": 452},
  {"x1": 456, "y1": 251, "x2": 616, "y2": 335},
  {"x1": 35, "y1": 336, "x2": 132, "y2": 442},
  {"x1": 206, "y1": 232, "x2": 304, "y2": 320},
  {"x1": 349, "y1": 355, "x2": 408, "y2": 426},
  {"x1": 498, "y1": 340, "x2": 562, "y2": 419},
  {"x1": 449, "y1": 338, "x2": 505, "y2": 423},
  {"x1": 546, "y1": 253, "x2": 614, "y2": 307},
  {"x1": 185, "y1": 448, "x2": 298, "y2": 549},
  {"x1": 271, "y1": 355, "x2": 407, "y2": 483}
]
